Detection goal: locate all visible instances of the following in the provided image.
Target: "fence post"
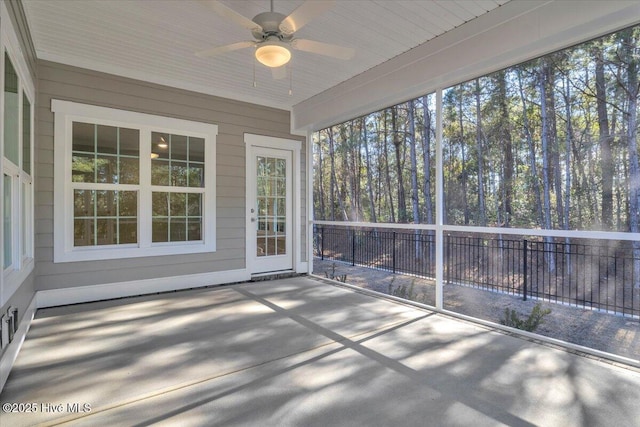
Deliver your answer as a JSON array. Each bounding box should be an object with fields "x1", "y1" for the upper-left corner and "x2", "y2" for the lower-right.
[
  {"x1": 523, "y1": 239, "x2": 528, "y2": 301},
  {"x1": 352, "y1": 228, "x2": 356, "y2": 266},
  {"x1": 392, "y1": 231, "x2": 397, "y2": 274},
  {"x1": 320, "y1": 226, "x2": 324, "y2": 260}
]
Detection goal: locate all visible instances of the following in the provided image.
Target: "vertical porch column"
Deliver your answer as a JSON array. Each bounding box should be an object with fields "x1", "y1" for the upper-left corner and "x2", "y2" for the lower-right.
[{"x1": 435, "y1": 88, "x2": 444, "y2": 310}]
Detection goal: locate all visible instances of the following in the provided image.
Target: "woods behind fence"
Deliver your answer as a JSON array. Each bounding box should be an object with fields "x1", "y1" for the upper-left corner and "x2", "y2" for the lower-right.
[{"x1": 315, "y1": 226, "x2": 640, "y2": 319}]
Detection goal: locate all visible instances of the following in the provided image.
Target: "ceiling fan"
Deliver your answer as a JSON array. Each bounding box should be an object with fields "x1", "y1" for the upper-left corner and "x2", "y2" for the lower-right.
[{"x1": 196, "y1": 0, "x2": 355, "y2": 78}]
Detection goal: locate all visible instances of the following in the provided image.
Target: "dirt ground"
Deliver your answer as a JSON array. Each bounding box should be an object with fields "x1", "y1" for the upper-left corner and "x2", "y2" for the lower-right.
[{"x1": 313, "y1": 259, "x2": 640, "y2": 362}]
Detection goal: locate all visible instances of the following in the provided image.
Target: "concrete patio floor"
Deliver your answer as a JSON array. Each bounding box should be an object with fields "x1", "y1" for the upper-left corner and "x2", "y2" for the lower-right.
[{"x1": 2, "y1": 276, "x2": 640, "y2": 427}]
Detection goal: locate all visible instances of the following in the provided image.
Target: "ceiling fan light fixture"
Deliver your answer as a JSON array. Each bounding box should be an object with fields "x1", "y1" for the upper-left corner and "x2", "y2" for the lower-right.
[{"x1": 255, "y1": 41, "x2": 291, "y2": 68}]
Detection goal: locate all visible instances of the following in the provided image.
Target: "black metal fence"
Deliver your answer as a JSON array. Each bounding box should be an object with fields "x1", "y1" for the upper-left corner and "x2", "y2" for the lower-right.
[{"x1": 313, "y1": 225, "x2": 640, "y2": 318}]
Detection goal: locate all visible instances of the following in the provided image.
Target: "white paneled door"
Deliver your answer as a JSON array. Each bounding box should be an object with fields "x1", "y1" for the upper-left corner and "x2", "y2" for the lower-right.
[{"x1": 247, "y1": 145, "x2": 293, "y2": 274}]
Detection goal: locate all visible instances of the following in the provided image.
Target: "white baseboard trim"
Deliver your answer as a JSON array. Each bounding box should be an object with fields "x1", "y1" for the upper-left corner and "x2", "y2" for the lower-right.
[
  {"x1": 36, "y1": 268, "x2": 251, "y2": 308},
  {"x1": 0, "y1": 294, "x2": 37, "y2": 393}
]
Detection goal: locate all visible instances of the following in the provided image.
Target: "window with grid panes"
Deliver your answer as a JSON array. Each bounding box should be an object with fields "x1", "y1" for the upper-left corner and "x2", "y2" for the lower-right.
[{"x1": 53, "y1": 100, "x2": 217, "y2": 262}]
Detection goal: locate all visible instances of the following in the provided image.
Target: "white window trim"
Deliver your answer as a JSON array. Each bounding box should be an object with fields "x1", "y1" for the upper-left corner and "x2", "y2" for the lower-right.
[{"x1": 52, "y1": 100, "x2": 217, "y2": 263}]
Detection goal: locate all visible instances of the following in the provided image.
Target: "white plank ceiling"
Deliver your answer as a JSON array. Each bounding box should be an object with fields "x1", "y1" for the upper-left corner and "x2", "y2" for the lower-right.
[{"x1": 23, "y1": 0, "x2": 509, "y2": 111}]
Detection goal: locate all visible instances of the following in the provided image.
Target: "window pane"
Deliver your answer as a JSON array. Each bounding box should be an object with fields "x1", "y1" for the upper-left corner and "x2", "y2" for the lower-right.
[
  {"x1": 74, "y1": 219, "x2": 94, "y2": 247},
  {"x1": 4, "y1": 54, "x2": 19, "y2": 165},
  {"x1": 187, "y1": 193, "x2": 201, "y2": 216},
  {"x1": 152, "y1": 218, "x2": 168, "y2": 243},
  {"x1": 22, "y1": 182, "x2": 30, "y2": 258},
  {"x1": 96, "y1": 218, "x2": 117, "y2": 245},
  {"x1": 22, "y1": 94, "x2": 31, "y2": 174},
  {"x1": 72, "y1": 122, "x2": 95, "y2": 152},
  {"x1": 119, "y1": 128, "x2": 139, "y2": 156},
  {"x1": 72, "y1": 153, "x2": 95, "y2": 182},
  {"x1": 119, "y1": 218, "x2": 137, "y2": 244},
  {"x1": 188, "y1": 164, "x2": 204, "y2": 187},
  {"x1": 74, "y1": 189, "x2": 94, "y2": 217},
  {"x1": 172, "y1": 134, "x2": 188, "y2": 161},
  {"x1": 97, "y1": 125, "x2": 117, "y2": 154},
  {"x1": 276, "y1": 178, "x2": 285, "y2": 196},
  {"x1": 72, "y1": 122, "x2": 139, "y2": 184},
  {"x1": 152, "y1": 132, "x2": 170, "y2": 160},
  {"x1": 4, "y1": 175, "x2": 12, "y2": 268},
  {"x1": 151, "y1": 160, "x2": 170, "y2": 186},
  {"x1": 171, "y1": 161, "x2": 188, "y2": 187},
  {"x1": 152, "y1": 192, "x2": 201, "y2": 242},
  {"x1": 188, "y1": 218, "x2": 201, "y2": 240},
  {"x1": 152, "y1": 192, "x2": 169, "y2": 216},
  {"x1": 96, "y1": 155, "x2": 117, "y2": 183},
  {"x1": 119, "y1": 191, "x2": 137, "y2": 217},
  {"x1": 170, "y1": 192, "x2": 186, "y2": 216},
  {"x1": 151, "y1": 131, "x2": 204, "y2": 189},
  {"x1": 96, "y1": 190, "x2": 117, "y2": 217},
  {"x1": 189, "y1": 137, "x2": 205, "y2": 162},
  {"x1": 74, "y1": 190, "x2": 137, "y2": 246},
  {"x1": 119, "y1": 157, "x2": 139, "y2": 184},
  {"x1": 170, "y1": 218, "x2": 187, "y2": 241}
]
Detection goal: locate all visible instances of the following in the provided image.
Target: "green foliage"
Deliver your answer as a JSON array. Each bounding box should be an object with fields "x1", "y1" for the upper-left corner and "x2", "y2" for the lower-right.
[{"x1": 501, "y1": 303, "x2": 552, "y2": 332}]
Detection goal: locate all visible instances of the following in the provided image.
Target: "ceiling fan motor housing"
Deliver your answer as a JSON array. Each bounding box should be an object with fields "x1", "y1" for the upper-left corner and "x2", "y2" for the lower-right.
[{"x1": 252, "y1": 12, "x2": 292, "y2": 41}]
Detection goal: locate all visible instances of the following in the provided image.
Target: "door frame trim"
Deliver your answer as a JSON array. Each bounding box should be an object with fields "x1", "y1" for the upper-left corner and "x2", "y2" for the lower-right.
[{"x1": 244, "y1": 133, "x2": 302, "y2": 275}]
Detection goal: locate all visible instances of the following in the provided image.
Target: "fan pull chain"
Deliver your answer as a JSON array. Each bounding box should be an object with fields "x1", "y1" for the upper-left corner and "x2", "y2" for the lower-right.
[
  {"x1": 253, "y1": 54, "x2": 257, "y2": 88},
  {"x1": 289, "y1": 64, "x2": 293, "y2": 96}
]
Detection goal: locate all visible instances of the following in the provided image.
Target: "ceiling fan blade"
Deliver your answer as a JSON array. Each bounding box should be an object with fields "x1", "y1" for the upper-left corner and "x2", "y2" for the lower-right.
[
  {"x1": 271, "y1": 65, "x2": 288, "y2": 80},
  {"x1": 195, "y1": 41, "x2": 255, "y2": 58},
  {"x1": 279, "y1": 0, "x2": 336, "y2": 35},
  {"x1": 291, "y1": 39, "x2": 355, "y2": 60},
  {"x1": 205, "y1": 0, "x2": 262, "y2": 32}
]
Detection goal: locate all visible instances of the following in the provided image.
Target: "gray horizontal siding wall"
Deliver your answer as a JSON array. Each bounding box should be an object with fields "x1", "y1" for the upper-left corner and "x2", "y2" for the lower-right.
[{"x1": 35, "y1": 60, "x2": 306, "y2": 292}]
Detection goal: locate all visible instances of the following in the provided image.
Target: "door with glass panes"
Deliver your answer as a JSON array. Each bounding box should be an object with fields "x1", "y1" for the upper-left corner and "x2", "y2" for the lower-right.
[{"x1": 248, "y1": 146, "x2": 293, "y2": 273}]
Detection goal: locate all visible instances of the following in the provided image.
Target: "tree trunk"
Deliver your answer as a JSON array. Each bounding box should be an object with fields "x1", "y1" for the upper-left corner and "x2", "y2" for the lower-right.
[
  {"x1": 497, "y1": 71, "x2": 514, "y2": 227},
  {"x1": 316, "y1": 135, "x2": 325, "y2": 219},
  {"x1": 517, "y1": 68, "x2": 545, "y2": 228},
  {"x1": 328, "y1": 128, "x2": 349, "y2": 221},
  {"x1": 362, "y1": 118, "x2": 377, "y2": 223},
  {"x1": 392, "y1": 106, "x2": 408, "y2": 222},
  {"x1": 328, "y1": 127, "x2": 336, "y2": 221},
  {"x1": 458, "y1": 87, "x2": 470, "y2": 225},
  {"x1": 421, "y1": 96, "x2": 434, "y2": 226},
  {"x1": 408, "y1": 101, "x2": 421, "y2": 224},
  {"x1": 539, "y1": 61, "x2": 556, "y2": 272},
  {"x1": 594, "y1": 41, "x2": 614, "y2": 230},
  {"x1": 546, "y1": 62, "x2": 565, "y2": 230},
  {"x1": 475, "y1": 79, "x2": 487, "y2": 226},
  {"x1": 383, "y1": 110, "x2": 395, "y2": 223}
]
